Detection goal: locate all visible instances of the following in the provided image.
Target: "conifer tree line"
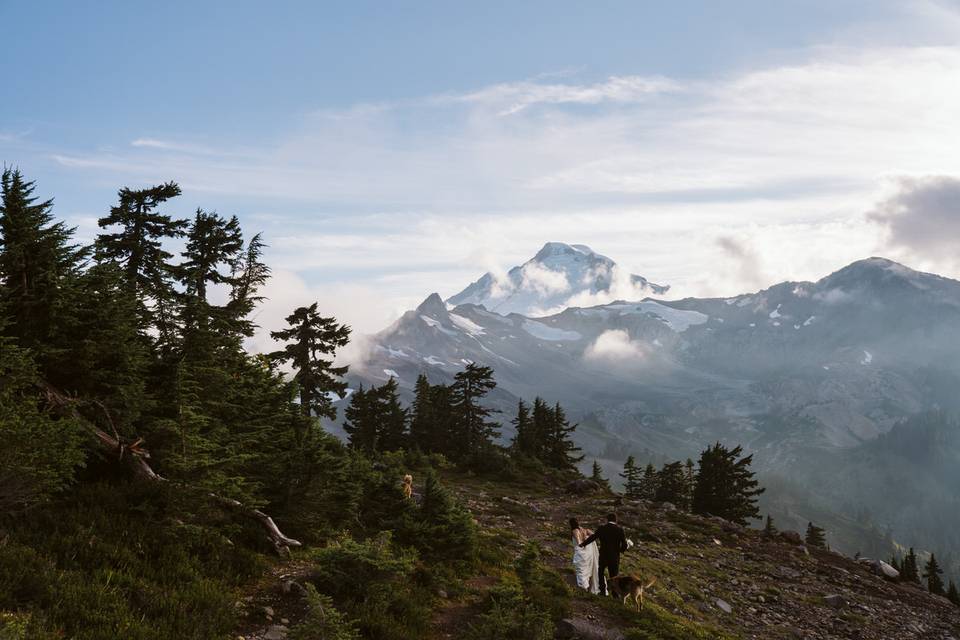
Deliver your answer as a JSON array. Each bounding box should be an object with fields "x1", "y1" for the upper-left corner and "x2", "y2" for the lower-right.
[
  {"x1": 615, "y1": 442, "x2": 764, "y2": 526},
  {"x1": 889, "y1": 547, "x2": 960, "y2": 604},
  {"x1": 341, "y1": 369, "x2": 583, "y2": 471},
  {"x1": 0, "y1": 170, "x2": 355, "y2": 521}
]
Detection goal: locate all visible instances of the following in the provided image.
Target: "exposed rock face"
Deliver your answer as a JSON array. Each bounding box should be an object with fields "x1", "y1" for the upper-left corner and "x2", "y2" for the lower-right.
[
  {"x1": 565, "y1": 479, "x2": 602, "y2": 495},
  {"x1": 555, "y1": 617, "x2": 627, "y2": 640}
]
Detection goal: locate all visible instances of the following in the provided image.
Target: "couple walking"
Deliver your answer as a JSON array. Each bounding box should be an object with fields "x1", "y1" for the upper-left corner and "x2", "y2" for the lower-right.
[{"x1": 570, "y1": 513, "x2": 629, "y2": 596}]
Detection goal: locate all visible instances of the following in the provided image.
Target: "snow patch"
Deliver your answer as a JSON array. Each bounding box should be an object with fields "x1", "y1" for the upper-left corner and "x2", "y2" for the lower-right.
[
  {"x1": 769, "y1": 304, "x2": 782, "y2": 319},
  {"x1": 522, "y1": 320, "x2": 582, "y2": 341},
  {"x1": 607, "y1": 301, "x2": 708, "y2": 332},
  {"x1": 423, "y1": 355, "x2": 444, "y2": 366},
  {"x1": 383, "y1": 369, "x2": 399, "y2": 379},
  {"x1": 861, "y1": 350, "x2": 873, "y2": 365},
  {"x1": 449, "y1": 313, "x2": 485, "y2": 336},
  {"x1": 803, "y1": 315, "x2": 816, "y2": 326}
]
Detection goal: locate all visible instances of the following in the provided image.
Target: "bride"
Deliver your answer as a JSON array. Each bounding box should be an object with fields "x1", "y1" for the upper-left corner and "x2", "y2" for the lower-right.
[{"x1": 570, "y1": 517, "x2": 599, "y2": 594}]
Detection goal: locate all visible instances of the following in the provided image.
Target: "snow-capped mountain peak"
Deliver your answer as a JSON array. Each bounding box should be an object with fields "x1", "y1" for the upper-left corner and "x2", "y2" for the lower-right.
[{"x1": 446, "y1": 242, "x2": 668, "y2": 317}]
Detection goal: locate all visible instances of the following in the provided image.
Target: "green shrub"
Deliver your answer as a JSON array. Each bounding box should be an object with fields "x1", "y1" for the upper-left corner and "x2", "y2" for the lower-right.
[
  {"x1": 305, "y1": 533, "x2": 433, "y2": 640},
  {"x1": 464, "y1": 580, "x2": 554, "y2": 640},
  {"x1": 290, "y1": 584, "x2": 359, "y2": 640}
]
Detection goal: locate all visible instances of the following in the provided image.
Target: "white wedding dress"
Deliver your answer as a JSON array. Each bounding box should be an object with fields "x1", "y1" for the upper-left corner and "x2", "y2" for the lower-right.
[{"x1": 572, "y1": 528, "x2": 600, "y2": 594}]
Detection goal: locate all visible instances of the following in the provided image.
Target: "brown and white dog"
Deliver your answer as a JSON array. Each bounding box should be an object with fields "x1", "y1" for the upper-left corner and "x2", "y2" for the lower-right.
[{"x1": 607, "y1": 574, "x2": 657, "y2": 612}]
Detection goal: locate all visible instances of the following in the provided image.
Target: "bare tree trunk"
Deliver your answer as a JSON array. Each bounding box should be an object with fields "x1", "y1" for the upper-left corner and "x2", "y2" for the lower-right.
[{"x1": 39, "y1": 382, "x2": 302, "y2": 552}]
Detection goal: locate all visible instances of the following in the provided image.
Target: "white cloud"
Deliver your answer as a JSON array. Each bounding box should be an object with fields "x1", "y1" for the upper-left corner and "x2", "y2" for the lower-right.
[
  {"x1": 583, "y1": 329, "x2": 649, "y2": 363},
  {"x1": 519, "y1": 262, "x2": 570, "y2": 296},
  {"x1": 43, "y1": 38, "x2": 960, "y2": 340}
]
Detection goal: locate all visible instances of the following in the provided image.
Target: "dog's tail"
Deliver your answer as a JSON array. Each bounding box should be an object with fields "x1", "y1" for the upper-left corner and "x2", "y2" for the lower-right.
[{"x1": 644, "y1": 577, "x2": 657, "y2": 590}]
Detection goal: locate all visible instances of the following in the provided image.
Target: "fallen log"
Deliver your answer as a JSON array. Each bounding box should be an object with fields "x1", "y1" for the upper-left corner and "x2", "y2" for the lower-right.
[{"x1": 39, "y1": 381, "x2": 302, "y2": 553}]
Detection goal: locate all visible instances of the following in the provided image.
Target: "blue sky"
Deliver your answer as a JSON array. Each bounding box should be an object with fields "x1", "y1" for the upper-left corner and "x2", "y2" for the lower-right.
[{"x1": 3, "y1": 1, "x2": 960, "y2": 345}]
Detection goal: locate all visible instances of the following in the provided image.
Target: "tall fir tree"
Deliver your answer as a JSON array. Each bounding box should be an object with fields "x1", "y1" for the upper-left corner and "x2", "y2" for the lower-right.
[
  {"x1": 450, "y1": 363, "x2": 499, "y2": 461},
  {"x1": 763, "y1": 515, "x2": 778, "y2": 537},
  {"x1": 269, "y1": 302, "x2": 351, "y2": 421},
  {"x1": 544, "y1": 402, "x2": 583, "y2": 470},
  {"x1": 409, "y1": 374, "x2": 444, "y2": 453},
  {"x1": 510, "y1": 399, "x2": 534, "y2": 456},
  {"x1": 343, "y1": 386, "x2": 378, "y2": 454},
  {"x1": 655, "y1": 460, "x2": 690, "y2": 509},
  {"x1": 691, "y1": 442, "x2": 764, "y2": 525},
  {"x1": 376, "y1": 377, "x2": 409, "y2": 452},
  {"x1": 638, "y1": 463, "x2": 659, "y2": 500},
  {"x1": 590, "y1": 461, "x2": 610, "y2": 490},
  {"x1": 805, "y1": 522, "x2": 826, "y2": 548},
  {"x1": 96, "y1": 181, "x2": 186, "y2": 347},
  {"x1": 620, "y1": 456, "x2": 643, "y2": 499},
  {"x1": 0, "y1": 168, "x2": 87, "y2": 363},
  {"x1": 923, "y1": 553, "x2": 945, "y2": 596},
  {"x1": 902, "y1": 548, "x2": 920, "y2": 584}
]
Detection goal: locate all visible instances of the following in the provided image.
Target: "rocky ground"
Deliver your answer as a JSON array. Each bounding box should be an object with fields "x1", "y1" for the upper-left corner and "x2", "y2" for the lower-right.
[{"x1": 233, "y1": 474, "x2": 960, "y2": 640}]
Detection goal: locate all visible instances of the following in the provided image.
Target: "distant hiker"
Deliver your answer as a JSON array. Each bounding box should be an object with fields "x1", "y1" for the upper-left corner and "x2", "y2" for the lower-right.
[
  {"x1": 580, "y1": 512, "x2": 628, "y2": 596},
  {"x1": 402, "y1": 474, "x2": 413, "y2": 499},
  {"x1": 570, "y1": 518, "x2": 600, "y2": 594}
]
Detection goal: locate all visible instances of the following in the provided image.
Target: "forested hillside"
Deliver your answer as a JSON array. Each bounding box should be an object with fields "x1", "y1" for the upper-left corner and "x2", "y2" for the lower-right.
[{"x1": 1, "y1": 170, "x2": 958, "y2": 639}]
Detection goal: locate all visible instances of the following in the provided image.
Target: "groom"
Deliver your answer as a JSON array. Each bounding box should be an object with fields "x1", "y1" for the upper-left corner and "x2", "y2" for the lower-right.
[{"x1": 579, "y1": 513, "x2": 628, "y2": 596}]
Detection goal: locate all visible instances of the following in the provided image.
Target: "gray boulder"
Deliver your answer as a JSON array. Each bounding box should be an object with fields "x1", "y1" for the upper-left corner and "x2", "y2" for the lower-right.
[
  {"x1": 857, "y1": 558, "x2": 900, "y2": 581},
  {"x1": 555, "y1": 617, "x2": 626, "y2": 640},
  {"x1": 823, "y1": 594, "x2": 847, "y2": 609}
]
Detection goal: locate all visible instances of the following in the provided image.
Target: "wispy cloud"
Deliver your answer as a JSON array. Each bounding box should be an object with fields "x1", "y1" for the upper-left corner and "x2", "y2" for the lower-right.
[{"x1": 33, "y1": 39, "x2": 960, "y2": 337}]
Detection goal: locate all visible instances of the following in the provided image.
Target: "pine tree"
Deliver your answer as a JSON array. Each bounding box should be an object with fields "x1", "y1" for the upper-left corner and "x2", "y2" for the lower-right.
[
  {"x1": 655, "y1": 461, "x2": 690, "y2": 509},
  {"x1": 544, "y1": 402, "x2": 583, "y2": 470},
  {"x1": 638, "y1": 463, "x2": 659, "y2": 501},
  {"x1": 450, "y1": 363, "x2": 499, "y2": 461},
  {"x1": 805, "y1": 522, "x2": 826, "y2": 548},
  {"x1": 96, "y1": 181, "x2": 186, "y2": 346},
  {"x1": 530, "y1": 397, "x2": 552, "y2": 460},
  {"x1": 923, "y1": 553, "x2": 945, "y2": 596},
  {"x1": 510, "y1": 399, "x2": 534, "y2": 456},
  {"x1": 947, "y1": 580, "x2": 959, "y2": 606},
  {"x1": 409, "y1": 374, "x2": 443, "y2": 453},
  {"x1": 620, "y1": 456, "x2": 642, "y2": 499},
  {"x1": 269, "y1": 303, "x2": 351, "y2": 421},
  {"x1": 763, "y1": 515, "x2": 778, "y2": 537},
  {"x1": 376, "y1": 377, "x2": 409, "y2": 452},
  {"x1": 0, "y1": 168, "x2": 87, "y2": 361},
  {"x1": 902, "y1": 548, "x2": 920, "y2": 584},
  {"x1": 691, "y1": 442, "x2": 764, "y2": 525},
  {"x1": 590, "y1": 461, "x2": 610, "y2": 490},
  {"x1": 343, "y1": 386, "x2": 377, "y2": 453}
]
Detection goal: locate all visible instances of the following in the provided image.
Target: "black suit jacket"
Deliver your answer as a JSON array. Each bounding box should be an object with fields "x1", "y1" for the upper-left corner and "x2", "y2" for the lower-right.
[{"x1": 580, "y1": 522, "x2": 627, "y2": 559}]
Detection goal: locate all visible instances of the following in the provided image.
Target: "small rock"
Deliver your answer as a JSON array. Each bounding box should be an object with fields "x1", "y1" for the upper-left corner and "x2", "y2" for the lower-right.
[
  {"x1": 437, "y1": 589, "x2": 448, "y2": 599},
  {"x1": 262, "y1": 605, "x2": 275, "y2": 618},
  {"x1": 780, "y1": 530, "x2": 803, "y2": 545},
  {"x1": 263, "y1": 625, "x2": 289, "y2": 640},
  {"x1": 715, "y1": 598, "x2": 732, "y2": 614},
  {"x1": 281, "y1": 618, "x2": 289, "y2": 624},
  {"x1": 823, "y1": 594, "x2": 847, "y2": 609}
]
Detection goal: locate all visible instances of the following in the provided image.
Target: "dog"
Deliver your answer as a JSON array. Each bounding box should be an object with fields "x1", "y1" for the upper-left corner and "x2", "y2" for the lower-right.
[
  {"x1": 606, "y1": 574, "x2": 657, "y2": 612},
  {"x1": 401, "y1": 474, "x2": 413, "y2": 499}
]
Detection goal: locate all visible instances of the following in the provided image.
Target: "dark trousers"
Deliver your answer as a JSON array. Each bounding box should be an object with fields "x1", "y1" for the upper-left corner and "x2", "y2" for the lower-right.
[{"x1": 598, "y1": 553, "x2": 620, "y2": 595}]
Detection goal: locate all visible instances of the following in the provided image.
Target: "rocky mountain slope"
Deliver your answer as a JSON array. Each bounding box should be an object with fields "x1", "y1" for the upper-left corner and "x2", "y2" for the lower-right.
[
  {"x1": 346, "y1": 247, "x2": 960, "y2": 562},
  {"x1": 235, "y1": 474, "x2": 960, "y2": 640}
]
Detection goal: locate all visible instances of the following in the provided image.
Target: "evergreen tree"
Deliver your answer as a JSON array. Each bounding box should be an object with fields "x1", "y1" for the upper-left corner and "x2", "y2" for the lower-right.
[
  {"x1": 590, "y1": 461, "x2": 610, "y2": 490},
  {"x1": 947, "y1": 580, "x2": 959, "y2": 606},
  {"x1": 805, "y1": 522, "x2": 826, "y2": 548},
  {"x1": 409, "y1": 374, "x2": 445, "y2": 453},
  {"x1": 96, "y1": 181, "x2": 186, "y2": 346},
  {"x1": 544, "y1": 402, "x2": 583, "y2": 470},
  {"x1": 530, "y1": 397, "x2": 553, "y2": 459},
  {"x1": 655, "y1": 461, "x2": 690, "y2": 509},
  {"x1": 902, "y1": 548, "x2": 920, "y2": 584},
  {"x1": 620, "y1": 456, "x2": 642, "y2": 499},
  {"x1": 269, "y1": 303, "x2": 351, "y2": 421},
  {"x1": 343, "y1": 386, "x2": 378, "y2": 454},
  {"x1": 638, "y1": 463, "x2": 659, "y2": 501},
  {"x1": 763, "y1": 515, "x2": 778, "y2": 537},
  {"x1": 691, "y1": 442, "x2": 764, "y2": 525},
  {"x1": 0, "y1": 168, "x2": 87, "y2": 361},
  {"x1": 450, "y1": 363, "x2": 499, "y2": 460},
  {"x1": 375, "y1": 377, "x2": 409, "y2": 452},
  {"x1": 225, "y1": 233, "x2": 271, "y2": 340},
  {"x1": 510, "y1": 399, "x2": 534, "y2": 456},
  {"x1": 923, "y1": 553, "x2": 945, "y2": 596}
]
